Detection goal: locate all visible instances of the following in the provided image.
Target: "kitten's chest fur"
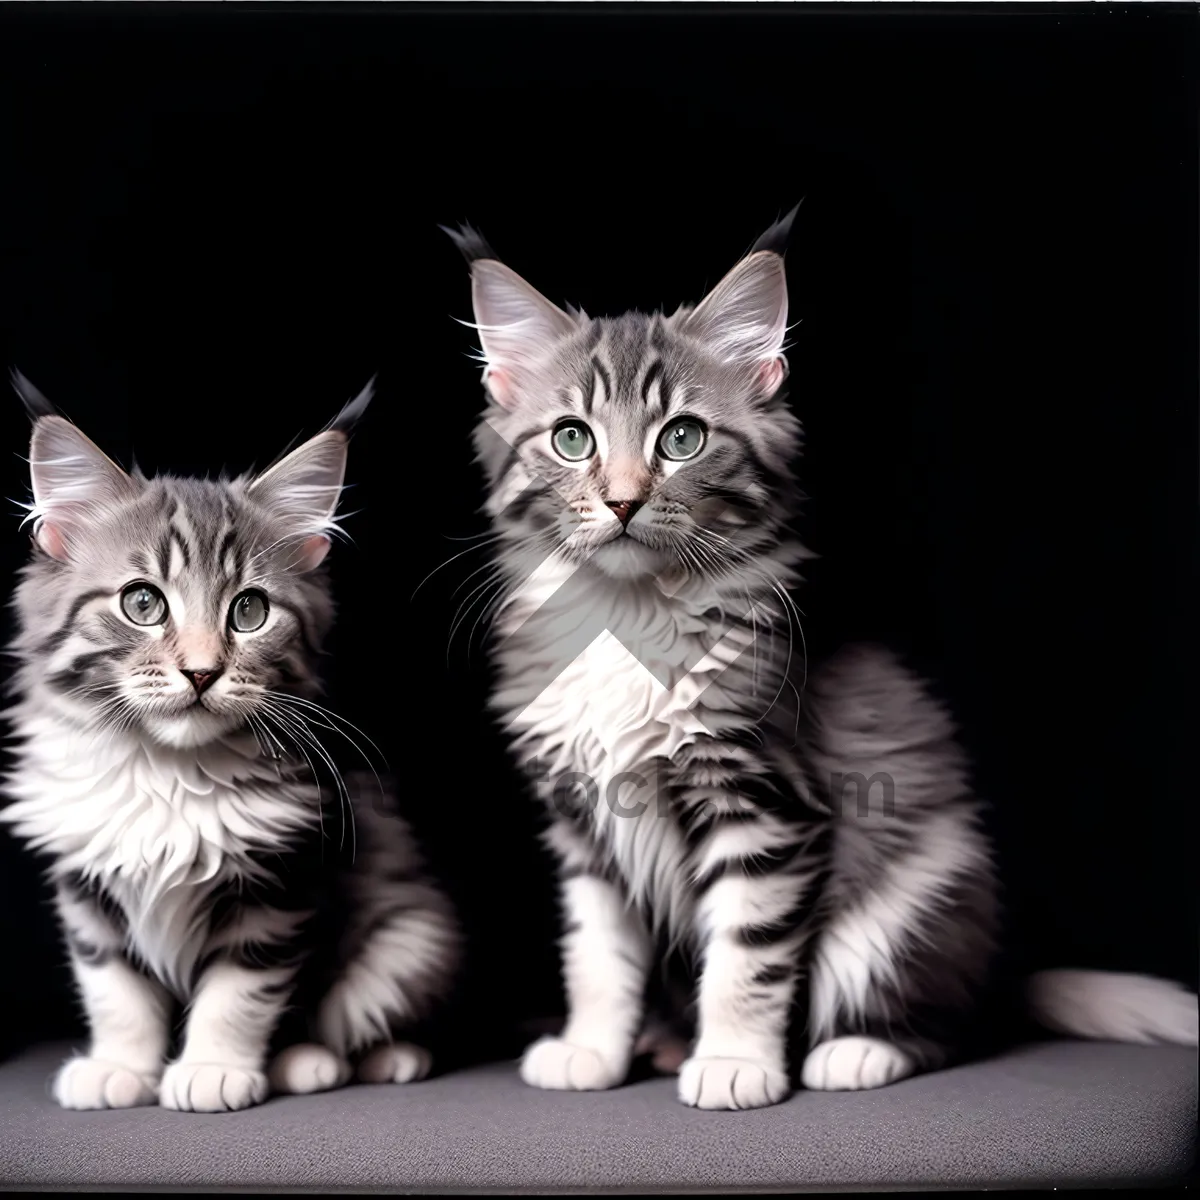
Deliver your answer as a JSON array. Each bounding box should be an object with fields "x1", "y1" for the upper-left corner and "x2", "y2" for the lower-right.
[
  {"x1": 493, "y1": 566, "x2": 756, "y2": 923},
  {"x1": 2, "y1": 713, "x2": 316, "y2": 991}
]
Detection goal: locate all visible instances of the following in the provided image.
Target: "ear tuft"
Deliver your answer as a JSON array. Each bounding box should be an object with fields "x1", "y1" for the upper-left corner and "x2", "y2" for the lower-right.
[
  {"x1": 328, "y1": 376, "x2": 376, "y2": 436},
  {"x1": 11, "y1": 369, "x2": 57, "y2": 422},
  {"x1": 749, "y1": 201, "x2": 803, "y2": 258},
  {"x1": 441, "y1": 223, "x2": 501, "y2": 265}
]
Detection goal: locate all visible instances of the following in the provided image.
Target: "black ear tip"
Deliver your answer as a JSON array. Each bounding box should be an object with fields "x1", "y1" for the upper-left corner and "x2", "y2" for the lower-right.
[
  {"x1": 329, "y1": 375, "x2": 376, "y2": 435},
  {"x1": 441, "y1": 222, "x2": 501, "y2": 265},
  {"x1": 751, "y1": 200, "x2": 804, "y2": 257},
  {"x1": 10, "y1": 369, "x2": 56, "y2": 422}
]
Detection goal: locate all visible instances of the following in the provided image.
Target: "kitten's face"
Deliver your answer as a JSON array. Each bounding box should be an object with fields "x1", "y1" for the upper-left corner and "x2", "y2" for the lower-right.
[
  {"x1": 459, "y1": 218, "x2": 803, "y2": 586},
  {"x1": 12, "y1": 395, "x2": 366, "y2": 750},
  {"x1": 18, "y1": 479, "x2": 333, "y2": 749},
  {"x1": 479, "y1": 312, "x2": 800, "y2": 584}
]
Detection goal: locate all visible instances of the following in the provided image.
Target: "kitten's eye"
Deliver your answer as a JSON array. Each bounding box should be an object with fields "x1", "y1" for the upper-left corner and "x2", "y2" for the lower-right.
[
  {"x1": 658, "y1": 418, "x2": 707, "y2": 461},
  {"x1": 229, "y1": 590, "x2": 269, "y2": 633},
  {"x1": 551, "y1": 421, "x2": 596, "y2": 462},
  {"x1": 120, "y1": 583, "x2": 167, "y2": 627}
]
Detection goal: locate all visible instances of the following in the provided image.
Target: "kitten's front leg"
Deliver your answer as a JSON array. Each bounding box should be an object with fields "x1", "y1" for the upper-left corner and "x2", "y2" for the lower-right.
[
  {"x1": 53, "y1": 886, "x2": 171, "y2": 1110},
  {"x1": 521, "y1": 823, "x2": 651, "y2": 1092},
  {"x1": 678, "y1": 815, "x2": 819, "y2": 1111},
  {"x1": 161, "y1": 910, "x2": 305, "y2": 1113}
]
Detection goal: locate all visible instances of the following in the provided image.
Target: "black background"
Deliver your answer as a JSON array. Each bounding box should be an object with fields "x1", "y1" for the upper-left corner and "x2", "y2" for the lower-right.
[{"x1": 0, "y1": 3, "x2": 1195, "y2": 1062}]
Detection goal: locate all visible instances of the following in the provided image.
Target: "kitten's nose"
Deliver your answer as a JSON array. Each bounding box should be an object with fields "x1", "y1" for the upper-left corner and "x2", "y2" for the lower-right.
[
  {"x1": 605, "y1": 499, "x2": 644, "y2": 528},
  {"x1": 181, "y1": 667, "x2": 222, "y2": 695}
]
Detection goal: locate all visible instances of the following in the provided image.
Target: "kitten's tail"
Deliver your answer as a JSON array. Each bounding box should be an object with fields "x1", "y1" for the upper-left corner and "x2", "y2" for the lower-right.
[{"x1": 1026, "y1": 970, "x2": 1198, "y2": 1047}]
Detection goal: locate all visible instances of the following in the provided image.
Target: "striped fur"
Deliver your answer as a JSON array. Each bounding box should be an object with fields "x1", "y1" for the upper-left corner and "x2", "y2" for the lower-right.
[
  {"x1": 453, "y1": 215, "x2": 1197, "y2": 1110},
  {"x1": 1, "y1": 386, "x2": 460, "y2": 1112}
]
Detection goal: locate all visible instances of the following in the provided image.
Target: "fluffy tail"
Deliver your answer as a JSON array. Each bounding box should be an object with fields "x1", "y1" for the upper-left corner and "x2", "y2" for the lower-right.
[{"x1": 1026, "y1": 970, "x2": 1198, "y2": 1047}]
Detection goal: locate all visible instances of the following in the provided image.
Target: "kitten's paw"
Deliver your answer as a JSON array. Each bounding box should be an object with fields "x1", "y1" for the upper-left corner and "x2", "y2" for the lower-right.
[
  {"x1": 53, "y1": 1056, "x2": 159, "y2": 1110},
  {"x1": 160, "y1": 1062, "x2": 269, "y2": 1112},
  {"x1": 801, "y1": 1036, "x2": 915, "y2": 1091},
  {"x1": 356, "y1": 1042, "x2": 432, "y2": 1085},
  {"x1": 520, "y1": 1037, "x2": 626, "y2": 1091},
  {"x1": 677, "y1": 1055, "x2": 791, "y2": 1110},
  {"x1": 268, "y1": 1043, "x2": 352, "y2": 1095}
]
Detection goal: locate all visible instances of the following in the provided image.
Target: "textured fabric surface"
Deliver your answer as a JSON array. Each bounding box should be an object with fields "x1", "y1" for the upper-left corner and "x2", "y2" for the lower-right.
[{"x1": 0, "y1": 1041, "x2": 1194, "y2": 1191}]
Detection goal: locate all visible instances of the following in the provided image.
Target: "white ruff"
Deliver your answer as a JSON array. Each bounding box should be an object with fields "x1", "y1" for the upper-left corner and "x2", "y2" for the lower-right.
[
  {"x1": 499, "y1": 570, "x2": 754, "y2": 929},
  {"x1": 1, "y1": 711, "x2": 317, "y2": 995}
]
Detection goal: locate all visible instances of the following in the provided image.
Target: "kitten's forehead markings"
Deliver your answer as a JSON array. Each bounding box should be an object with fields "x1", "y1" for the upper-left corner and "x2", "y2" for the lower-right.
[
  {"x1": 167, "y1": 536, "x2": 188, "y2": 580},
  {"x1": 640, "y1": 359, "x2": 666, "y2": 415},
  {"x1": 591, "y1": 357, "x2": 613, "y2": 411}
]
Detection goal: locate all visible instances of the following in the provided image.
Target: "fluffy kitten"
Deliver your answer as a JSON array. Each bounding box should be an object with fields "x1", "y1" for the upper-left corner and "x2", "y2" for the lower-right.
[
  {"x1": 1, "y1": 377, "x2": 459, "y2": 1112},
  {"x1": 447, "y1": 212, "x2": 1198, "y2": 1110}
]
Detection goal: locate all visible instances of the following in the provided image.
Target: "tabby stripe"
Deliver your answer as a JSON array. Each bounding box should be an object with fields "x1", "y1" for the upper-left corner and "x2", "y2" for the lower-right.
[
  {"x1": 62, "y1": 873, "x2": 127, "y2": 934},
  {"x1": 580, "y1": 363, "x2": 597, "y2": 416},
  {"x1": 502, "y1": 478, "x2": 553, "y2": 525},
  {"x1": 694, "y1": 843, "x2": 797, "y2": 895},
  {"x1": 751, "y1": 962, "x2": 793, "y2": 987},
  {"x1": 155, "y1": 529, "x2": 172, "y2": 577},
  {"x1": 270, "y1": 600, "x2": 322, "y2": 661},
  {"x1": 640, "y1": 359, "x2": 664, "y2": 408},
  {"x1": 592, "y1": 358, "x2": 613, "y2": 408},
  {"x1": 169, "y1": 526, "x2": 192, "y2": 570},
  {"x1": 735, "y1": 893, "x2": 811, "y2": 948},
  {"x1": 682, "y1": 804, "x2": 760, "y2": 853},
  {"x1": 218, "y1": 528, "x2": 238, "y2": 575},
  {"x1": 65, "y1": 930, "x2": 114, "y2": 967},
  {"x1": 38, "y1": 588, "x2": 111, "y2": 653},
  {"x1": 47, "y1": 648, "x2": 120, "y2": 692},
  {"x1": 496, "y1": 427, "x2": 544, "y2": 484}
]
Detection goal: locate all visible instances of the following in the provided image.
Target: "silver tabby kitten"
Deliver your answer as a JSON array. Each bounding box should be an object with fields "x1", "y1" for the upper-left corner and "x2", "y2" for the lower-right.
[
  {"x1": 1, "y1": 378, "x2": 459, "y2": 1112},
  {"x1": 449, "y1": 211, "x2": 1198, "y2": 1110}
]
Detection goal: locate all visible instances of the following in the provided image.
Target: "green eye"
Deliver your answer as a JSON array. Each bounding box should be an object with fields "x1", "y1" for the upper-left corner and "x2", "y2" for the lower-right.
[
  {"x1": 120, "y1": 583, "x2": 167, "y2": 627},
  {"x1": 552, "y1": 421, "x2": 596, "y2": 462},
  {"x1": 229, "y1": 590, "x2": 269, "y2": 633},
  {"x1": 658, "y1": 418, "x2": 706, "y2": 461}
]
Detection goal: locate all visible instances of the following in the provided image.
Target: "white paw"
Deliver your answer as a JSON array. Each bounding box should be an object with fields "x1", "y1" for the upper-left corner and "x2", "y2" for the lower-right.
[
  {"x1": 801, "y1": 1036, "x2": 915, "y2": 1091},
  {"x1": 268, "y1": 1043, "x2": 352, "y2": 1095},
  {"x1": 356, "y1": 1042, "x2": 433, "y2": 1085},
  {"x1": 53, "y1": 1056, "x2": 159, "y2": 1110},
  {"x1": 160, "y1": 1062, "x2": 269, "y2": 1112},
  {"x1": 677, "y1": 1055, "x2": 791, "y2": 1110},
  {"x1": 520, "y1": 1036, "x2": 626, "y2": 1091}
]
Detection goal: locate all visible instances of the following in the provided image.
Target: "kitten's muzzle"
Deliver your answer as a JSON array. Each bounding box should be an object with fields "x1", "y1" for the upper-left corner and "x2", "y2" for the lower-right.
[{"x1": 181, "y1": 667, "x2": 222, "y2": 695}]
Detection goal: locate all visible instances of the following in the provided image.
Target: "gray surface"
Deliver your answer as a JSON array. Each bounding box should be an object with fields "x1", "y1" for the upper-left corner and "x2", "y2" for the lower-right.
[{"x1": 0, "y1": 1041, "x2": 1195, "y2": 1191}]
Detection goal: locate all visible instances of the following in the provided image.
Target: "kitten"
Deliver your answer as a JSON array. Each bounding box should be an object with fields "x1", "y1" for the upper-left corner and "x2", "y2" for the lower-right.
[
  {"x1": 0, "y1": 377, "x2": 460, "y2": 1112},
  {"x1": 447, "y1": 213, "x2": 1198, "y2": 1110}
]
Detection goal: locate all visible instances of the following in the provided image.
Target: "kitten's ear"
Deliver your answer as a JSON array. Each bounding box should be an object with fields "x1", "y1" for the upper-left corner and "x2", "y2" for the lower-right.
[
  {"x1": 249, "y1": 379, "x2": 373, "y2": 572},
  {"x1": 249, "y1": 430, "x2": 349, "y2": 573},
  {"x1": 680, "y1": 204, "x2": 800, "y2": 396},
  {"x1": 27, "y1": 416, "x2": 138, "y2": 562},
  {"x1": 443, "y1": 225, "x2": 577, "y2": 410}
]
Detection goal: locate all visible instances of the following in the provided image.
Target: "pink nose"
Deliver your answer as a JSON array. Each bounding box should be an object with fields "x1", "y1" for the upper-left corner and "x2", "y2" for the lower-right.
[
  {"x1": 605, "y1": 499, "x2": 644, "y2": 527},
  {"x1": 181, "y1": 668, "x2": 221, "y2": 694}
]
